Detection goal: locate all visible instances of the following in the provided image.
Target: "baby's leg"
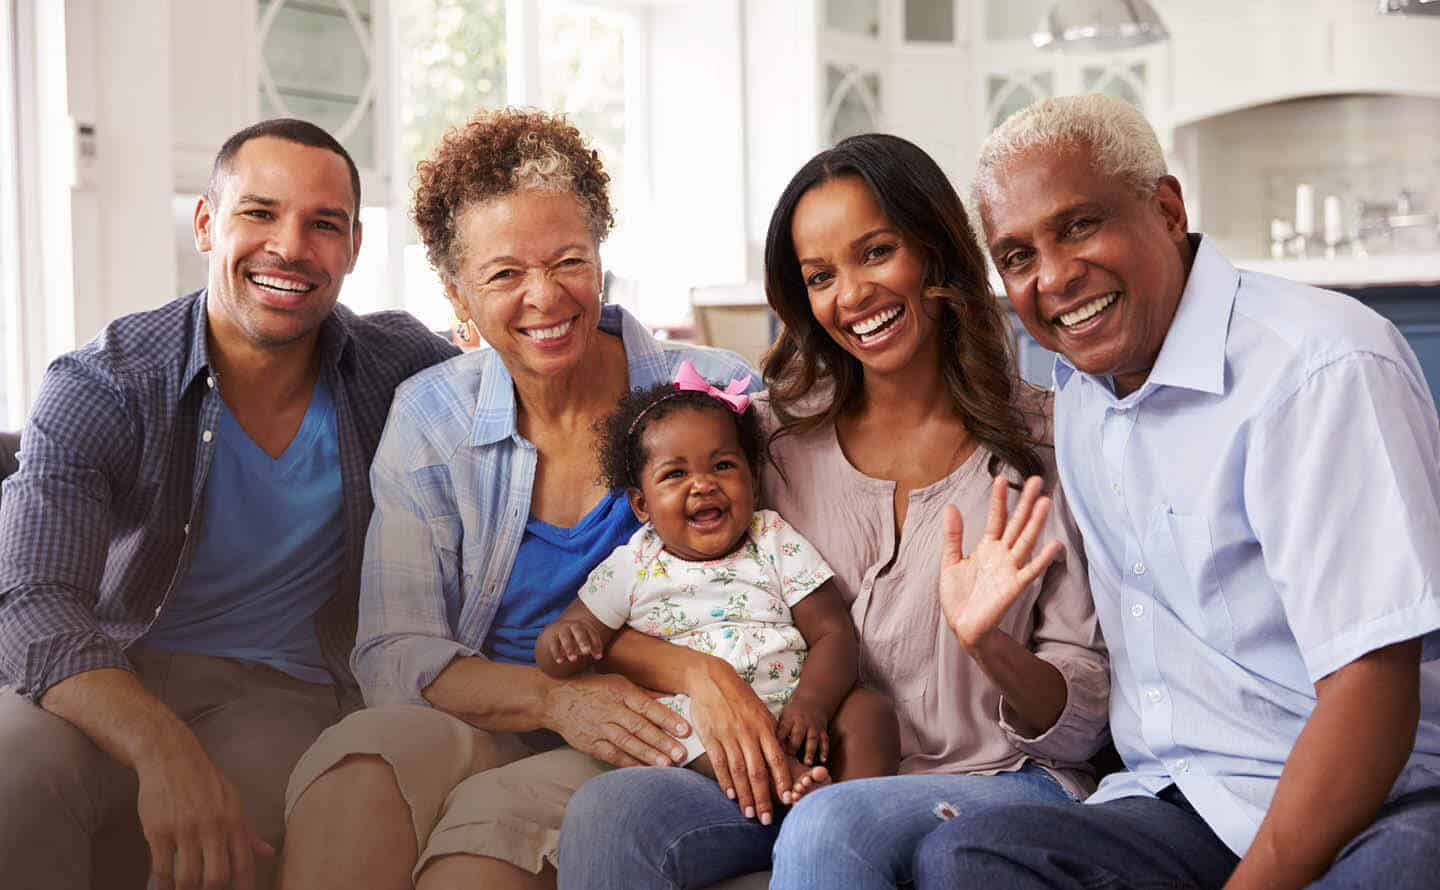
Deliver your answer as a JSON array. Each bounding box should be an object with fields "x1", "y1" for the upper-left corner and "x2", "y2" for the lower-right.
[{"x1": 827, "y1": 686, "x2": 900, "y2": 780}]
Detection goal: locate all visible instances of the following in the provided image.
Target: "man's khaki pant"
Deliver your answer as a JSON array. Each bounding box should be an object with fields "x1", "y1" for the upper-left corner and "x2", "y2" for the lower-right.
[{"x1": 0, "y1": 647, "x2": 343, "y2": 890}]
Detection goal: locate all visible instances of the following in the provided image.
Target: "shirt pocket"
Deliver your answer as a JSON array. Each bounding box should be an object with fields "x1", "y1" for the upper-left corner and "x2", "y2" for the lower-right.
[
  {"x1": 406, "y1": 465, "x2": 467, "y2": 617},
  {"x1": 1145, "y1": 505, "x2": 1235, "y2": 652}
]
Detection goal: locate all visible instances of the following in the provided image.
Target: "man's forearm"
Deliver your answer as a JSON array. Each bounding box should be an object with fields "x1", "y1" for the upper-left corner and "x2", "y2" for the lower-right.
[
  {"x1": 40, "y1": 668, "x2": 195, "y2": 771},
  {"x1": 421, "y1": 656, "x2": 559, "y2": 732},
  {"x1": 1227, "y1": 639, "x2": 1421, "y2": 890}
]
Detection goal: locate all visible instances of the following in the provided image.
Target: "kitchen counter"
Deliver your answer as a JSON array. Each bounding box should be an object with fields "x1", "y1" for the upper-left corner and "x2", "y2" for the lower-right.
[{"x1": 1235, "y1": 253, "x2": 1440, "y2": 288}]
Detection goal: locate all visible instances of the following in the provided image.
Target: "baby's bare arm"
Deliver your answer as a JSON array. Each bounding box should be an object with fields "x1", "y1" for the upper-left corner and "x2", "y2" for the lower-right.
[{"x1": 536, "y1": 600, "x2": 619, "y2": 678}]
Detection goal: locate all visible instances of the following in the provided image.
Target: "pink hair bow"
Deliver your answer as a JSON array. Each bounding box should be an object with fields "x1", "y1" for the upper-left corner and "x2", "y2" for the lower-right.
[{"x1": 673, "y1": 360, "x2": 753, "y2": 414}]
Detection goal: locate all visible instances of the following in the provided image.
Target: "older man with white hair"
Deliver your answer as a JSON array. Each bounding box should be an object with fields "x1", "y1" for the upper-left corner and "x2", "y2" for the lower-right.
[{"x1": 914, "y1": 94, "x2": 1440, "y2": 889}]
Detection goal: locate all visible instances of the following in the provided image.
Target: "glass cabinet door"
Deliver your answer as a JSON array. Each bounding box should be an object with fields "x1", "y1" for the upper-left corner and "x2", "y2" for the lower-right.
[
  {"x1": 903, "y1": 0, "x2": 955, "y2": 44},
  {"x1": 824, "y1": 64, "x2": 883, "y2": 145},
  {"x1": 257, "y1": 0, "x2": 379, "y2": 171}
]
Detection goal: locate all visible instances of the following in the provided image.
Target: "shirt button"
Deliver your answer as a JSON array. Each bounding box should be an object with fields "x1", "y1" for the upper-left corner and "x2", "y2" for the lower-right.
[
  {"x1": 183, "y1": 523, "x2": 190, "y2": 534},
  {"x1": 202, "y1": 430, "x2": 213, "y2": 443},
  {"x1": 1176, "y1": 758, "x2": 1190, "y2": 773},
  {"x1": 1132, "y1": 561, "x2": 1146, "y2": 576},
  {"x1": 206, "y1": 376, "x2": 214, "y2": 388},
  {"x1": 1147, "y1": 688, "x2": 1164, "y2": 704},
  {"x1": 1111, "y1": 482, "x2": 1122, "y2": 495},
  {"x1": 1131, "y1": 603, "x2": 1145, "y2": 618}
]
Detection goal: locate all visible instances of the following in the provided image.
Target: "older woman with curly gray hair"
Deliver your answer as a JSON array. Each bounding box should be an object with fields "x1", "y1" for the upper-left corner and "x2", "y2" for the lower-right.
[{"x1": 277, "y1": 108, "x2": 771, "y2": 890}]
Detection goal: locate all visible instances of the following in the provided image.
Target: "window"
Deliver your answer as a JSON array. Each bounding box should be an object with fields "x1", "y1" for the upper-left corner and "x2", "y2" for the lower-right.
[
  {"x1": 171, "y1": 1, "x2": 652, "y2": 342},
  {"x1": 1, "y1": 0, "x2": 25, "y2": 428},
  {"x1": 350, "y1": 0, "x2": 650, "y2": 333}
]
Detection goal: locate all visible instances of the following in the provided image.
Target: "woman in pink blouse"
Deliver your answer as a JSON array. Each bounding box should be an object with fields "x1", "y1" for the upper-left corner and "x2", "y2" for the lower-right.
[{"x1": 558, "y1": 134, "x2": 1108, "y2": 890}]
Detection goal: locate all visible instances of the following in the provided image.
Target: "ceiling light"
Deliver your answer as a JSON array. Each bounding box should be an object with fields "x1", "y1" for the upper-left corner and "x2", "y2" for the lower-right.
[{"x1": 1032, "y1": 0, "x2": 1171, "y2": 52}]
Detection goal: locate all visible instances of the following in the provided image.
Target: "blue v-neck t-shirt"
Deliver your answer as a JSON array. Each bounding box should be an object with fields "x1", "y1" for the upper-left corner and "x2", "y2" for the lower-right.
[
  {"x1": 481, "y1": 489, "x2": 641, "y2": 665},
  {"x1": 142, "y1": 380, "x2": 344, "y2": 684}
]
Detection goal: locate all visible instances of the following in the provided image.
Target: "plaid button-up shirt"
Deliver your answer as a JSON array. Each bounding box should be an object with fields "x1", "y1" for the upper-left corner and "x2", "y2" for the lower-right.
[{"x1": 0, "y1": 290, "x2": 457, "y2": 702}]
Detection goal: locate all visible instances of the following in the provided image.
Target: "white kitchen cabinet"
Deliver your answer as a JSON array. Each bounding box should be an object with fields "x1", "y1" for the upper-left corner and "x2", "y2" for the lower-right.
[
  {"x1": 1164, "y1": 1, "x2": 1440, "y2": 129},
  {"x1": 170, "y1": 0, "x2": 389, "y2": 198},
  {"x1": 171, "y1": 1, "x2": 258, "y2": 193}
]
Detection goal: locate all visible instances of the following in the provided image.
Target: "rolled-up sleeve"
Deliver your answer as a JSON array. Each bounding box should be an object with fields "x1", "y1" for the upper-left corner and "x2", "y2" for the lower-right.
[
  {"x1": 0, "y1": 360, "x2": 137, "y2": 702},
  {"x1": 351, "y1": 409, "x2": 478, "y2": 707},
  {"x1": 998, "y1": 478, "x2": 1111, "y2": 763}
]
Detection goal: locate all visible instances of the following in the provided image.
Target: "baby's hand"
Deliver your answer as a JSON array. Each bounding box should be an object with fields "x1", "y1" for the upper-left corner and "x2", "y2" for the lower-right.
[
  {"x1": 776, "y1": 697, "x2": 831, "y2": 766},
  {"x1": 548, "y1": 620, "x2": 607, "y2": 665}
]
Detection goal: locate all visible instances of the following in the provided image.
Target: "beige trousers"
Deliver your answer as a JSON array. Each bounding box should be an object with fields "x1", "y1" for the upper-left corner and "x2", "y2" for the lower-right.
[
  {"x1": 286, "y1": 704, "x2": 613, "y2": 880},
  {"x1": 0, "y1": 647, "x2": 343, "y2": 890}
]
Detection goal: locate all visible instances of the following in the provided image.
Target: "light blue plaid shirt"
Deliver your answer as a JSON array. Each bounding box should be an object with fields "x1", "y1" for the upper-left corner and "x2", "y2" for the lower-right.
[
  {"x1": 353, "y1": 305, "x2": 759, "y2": 706},
  {"x1": 1058, "y1": 237, "x2": 1440, "y2": 855}
]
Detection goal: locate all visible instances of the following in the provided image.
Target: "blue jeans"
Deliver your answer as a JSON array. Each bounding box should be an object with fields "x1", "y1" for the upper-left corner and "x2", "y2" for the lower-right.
[
  {"x1": 559, "y1": 766, "x2": 778, "y2": 890},
  {"x1": 558, "y1": 762, "x2": 1071, "y2": 890},
  {"x1": 770, "y1": 762, "x2": 1073, "y2": 889},
  {"x1": 913, "y1": 785, "x2": 1440, "y2": 890}
]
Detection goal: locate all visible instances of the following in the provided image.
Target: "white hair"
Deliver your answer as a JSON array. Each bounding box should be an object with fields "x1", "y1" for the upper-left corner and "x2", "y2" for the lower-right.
[{"x1": 971, "y1": 94, "x2": 1167, "y2": 212}]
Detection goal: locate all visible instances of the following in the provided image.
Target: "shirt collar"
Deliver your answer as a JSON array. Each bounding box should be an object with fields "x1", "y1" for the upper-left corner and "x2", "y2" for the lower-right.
[
  {"x1": 469, "y1": 304, "x2": 650, "y2": 447},
  {"x1": 1053, "y1": 234, "x2": 1235, "y2": 398},
  {"x1": 182, "y1": 289, "x2": 355, "y2": 393}
]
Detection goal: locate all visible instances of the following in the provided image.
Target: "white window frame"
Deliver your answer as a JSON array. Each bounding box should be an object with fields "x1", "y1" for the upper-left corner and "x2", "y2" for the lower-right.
[
  {"x1": 0, "y1": 0, "x2": 24, "y2": 428},
  {"x1": 378, "y1": 0, "x2": 653, "y2": 327},
  {"x1": 2, "y1": 0, "x2": 69, "y2": 427}
]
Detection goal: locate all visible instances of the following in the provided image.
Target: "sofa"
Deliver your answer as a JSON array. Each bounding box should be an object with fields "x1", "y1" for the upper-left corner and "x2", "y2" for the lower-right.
[{"x1": 0, "y1": 429, "x2": 18, "y2": 491}]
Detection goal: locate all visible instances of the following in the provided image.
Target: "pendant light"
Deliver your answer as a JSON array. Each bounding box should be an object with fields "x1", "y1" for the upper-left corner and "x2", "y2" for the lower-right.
[
  {"x1": 1377, "y1": 0, "x2": 1440, "y2": 16},
  {"x1": 1032, "y1": 0, "x2": 1171, "y2": 52}
]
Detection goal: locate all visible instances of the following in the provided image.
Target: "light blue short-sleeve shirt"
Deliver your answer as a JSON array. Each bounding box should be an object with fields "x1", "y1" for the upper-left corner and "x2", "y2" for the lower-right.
[
  {"x1": 1055, "y1": 236, "x2": 1440, "y2": 855},
  {"x1": 353, "y1": 304, "x2": 760, "y2": 707}
]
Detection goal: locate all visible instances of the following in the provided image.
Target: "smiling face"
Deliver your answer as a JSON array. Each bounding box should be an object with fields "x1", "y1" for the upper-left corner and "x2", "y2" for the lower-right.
[
  {"x1": 629, "y1": 406, "x2": 757, "y2": 562},
  {"x1": 195, "y1": 136, "x2": 361, "y2": 352},
  {"x1": 445, "y1": 190, "x2": 604, "y2": 382},
  {"x1": 980, "y1": 144, "x2": 1191, "y2": 396},
  {"x1": 790, "y1": 175, "x2": 942, "y2": 382}
]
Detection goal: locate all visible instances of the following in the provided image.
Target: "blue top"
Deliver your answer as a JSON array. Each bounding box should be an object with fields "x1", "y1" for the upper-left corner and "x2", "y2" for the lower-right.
[
  {"x1": 483, "y1": 489, "x2": 640, "y2": 665},
  {"x1": 353, "y1": 304, "x2": 761, "y2": 706},
  {"x1": 1057, "y1": 237, "x2": 1440, "y2": 855},
  {"x1": 143, "y1": 381, "x2": 344, "y2": 684}
]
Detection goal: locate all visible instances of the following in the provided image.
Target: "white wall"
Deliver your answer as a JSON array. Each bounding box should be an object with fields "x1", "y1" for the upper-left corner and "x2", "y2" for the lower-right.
[
  {"x1": 741, "y1": 0, "x2": 819, "y2": 281},
  {"x1": 641, "y1": 0, "x2": 749, "y2": 326},
  {"x1": 65, "y1": 0, "x2": 176, "y2": 344}
]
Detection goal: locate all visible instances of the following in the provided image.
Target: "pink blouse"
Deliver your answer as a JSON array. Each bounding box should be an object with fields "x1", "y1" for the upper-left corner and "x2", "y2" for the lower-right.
[{"x1": 757, "y1": 392, "x2": 1109, "y2": 797}]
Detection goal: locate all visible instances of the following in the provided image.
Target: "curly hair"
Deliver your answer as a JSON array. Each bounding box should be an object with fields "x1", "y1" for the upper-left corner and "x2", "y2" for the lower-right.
[
  {"x1": 762, "y1": 133, "x2": 1048, "y2": 481},
  {"x1": 411, "y1": 106, "x2": 615, "y2": 279},
  {"x1": 597, "y1": 383, "x2": 766, "y2": 492}
]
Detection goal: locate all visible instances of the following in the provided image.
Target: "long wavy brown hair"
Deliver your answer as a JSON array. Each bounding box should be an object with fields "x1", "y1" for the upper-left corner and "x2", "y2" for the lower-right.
[{"x1": 762, "y1": 133, "x2": 1047, "y2": 481}]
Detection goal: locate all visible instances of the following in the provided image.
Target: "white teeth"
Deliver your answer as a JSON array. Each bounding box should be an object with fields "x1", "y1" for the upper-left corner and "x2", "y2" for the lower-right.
[
  {"x1": 527, "y1": 319, "x2": 574, "y2": 341},
  {"x1": 1059, "y1": 293, "x2": 1118, "y2": 327},
  {"x1": 849, "y1": 306, "x2": 902, "y2": 337},
  {"x1": 249, "y1": 273, "x2": 312, "y2": 293}
]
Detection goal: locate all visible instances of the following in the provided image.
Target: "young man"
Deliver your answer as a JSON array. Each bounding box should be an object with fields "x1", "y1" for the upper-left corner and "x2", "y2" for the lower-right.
[
  {"x1": 915, "y1": 94, "x2": 1440, "y2": 889},
  {"x1": 0, "y1": 119, "x2": 457, "y2": 890}
]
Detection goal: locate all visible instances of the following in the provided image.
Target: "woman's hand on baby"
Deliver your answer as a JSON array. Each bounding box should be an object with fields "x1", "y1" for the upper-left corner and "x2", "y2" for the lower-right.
[
  {"x1": 548, "y1": 619, "x2": 607, "y2": 664},
  {"x1": 543, "y1": 673, "x2": 691, "y2": 769},
  {"x1": 686, "y1": 658, "x2": 795, "y2": 826},
  {"x1": 776, "y1": 697, "x2": 830, "y2": 766},
  {"x1": 940, "y1": 474, "x2": 1063, "y2": 655}
]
